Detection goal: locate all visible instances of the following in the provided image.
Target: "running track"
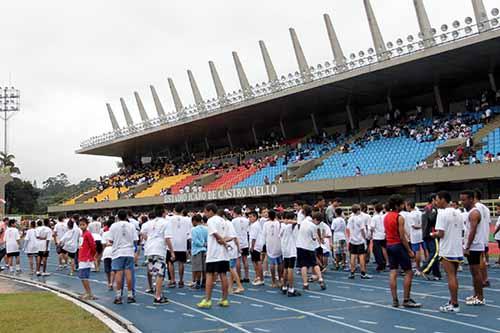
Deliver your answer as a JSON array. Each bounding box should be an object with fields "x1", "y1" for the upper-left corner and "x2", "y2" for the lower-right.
[{"x1": 3, "y1": 248, "x2": 500, "y2": 333}]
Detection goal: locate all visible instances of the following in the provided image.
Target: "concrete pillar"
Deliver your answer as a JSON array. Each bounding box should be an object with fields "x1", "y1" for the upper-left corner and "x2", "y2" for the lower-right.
[
  {"x1": 227, "y1": 131, "x2": 233, "y2": 149},
  {"x1": 204, "y1": 136, "x2": 210, "y2": 150},
  {"x1": 187, "y1": 70, "x2": 206, "y2": 114},
  {"x1": 489, "y1": 73, "x2": 497, "y2": 92},
  {"x1": 168, "y1": 78, "x2": 185, "y2": 119},
  {"x1": 280, "y1": 119, "x2": 287, "y2": 139},
  {"x1": 106, "y1": 103, "x2": 120, "y2": 131},
  {"x1": 259, "y1": 40, "x2": 279, "y2": 87},
  {"x1": 120, "y1": 97, "x2": 134, "y2": 127},
  {"x1": 471, "y1": 0, "x2": 490, "y2": 32},
  {"x1": 386, "y1": 94, "x2": 394, "y2": 111},
  {"x1": 413, "y1": 0, "x2": 435, "y2": 48},
  {"x1": 363, "y1": 0, "x2": 388, "y2": 61},
  {"x1": 185, "y1": 141, "x2": 190, "y2": 154},
  {"x1": 310, "y1": 113, "x2": 319, "y2": 135},
  {"x1": 150, "y1": 85, "x2": 166, "y2": 118},
  {"x1": 434, "y1": 85, "x2": 444, "y2": 115},
  {"x1": 323, "y1": 13, "x2": 346, "y2": 66},
  {"x1": 289, "y1": 28, "x2": 312, "y2": 82},
  {"x1": 346, "y1": 105, "x2": 355, "y2": 131},
  {"x1": 232, "y1": 51, "x2": 253, "y2": 98},
  {"x1": 251, "y1": 125, "x2": 258, "y2": 145},
  {"x1": 134, "y1": 92, "x2": 149, "y2": 122},
  {"x1": 209, "y1": 61, "x2": 227, "y2": 104}
]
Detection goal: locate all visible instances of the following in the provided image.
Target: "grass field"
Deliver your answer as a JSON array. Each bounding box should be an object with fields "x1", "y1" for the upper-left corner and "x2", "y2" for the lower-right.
[{"x1": 0, "y1": 292, "x2": 111, "y2": 333}]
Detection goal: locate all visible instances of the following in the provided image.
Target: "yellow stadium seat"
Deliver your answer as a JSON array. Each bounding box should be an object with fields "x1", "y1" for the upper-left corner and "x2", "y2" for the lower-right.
[{"x1": 135, "y1": 174, "x2": 190, "y2": 198}]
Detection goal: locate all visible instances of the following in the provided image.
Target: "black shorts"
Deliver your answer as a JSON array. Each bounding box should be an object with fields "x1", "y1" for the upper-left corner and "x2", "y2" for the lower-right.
[
  {"x1": 261, "y1": 245, "x2": 267, "y2": 254},
  {"x1": 315, "y1": 247, "x2": 323, "y2": 257},
  {"x1": 167, "y1": 251, "x2": 187, "y2": 263},
  {"x1": 251, "y1": 250, "x2": 261, "y2": 263},
  {"x1": 27, "y1": 253, "x2": 38, "y2": 257},
  {"x1": 241, "y1": 248, "x2": 249, "y2": 257},
  {"x1": 38, "y1": 251, "x2": 50, "y2": 258},
  {"x1": 104, "y1": 258, "x2": 112, "y2": 274},
  {"x1": 349, "y1": 243, "x2": 367, "y2": 255},
  {"x1": 296, "y1": 248, "x2": 316, "y2": 268},
  {"x1": 484, "y1": 246, "x2": 489, "y2": 254},
  {"x1": 60, "y1": 248, "x2": 68, "y2": 255},
  {"x1": 387, "y1": 244, "x2": 412, "y2": 271},
  {"x1": 206, "y1": 261, "x2": 229, "y2": 273},
  {"x1": 7, "y1": 251, "x2": 19, "y2": 257},
  {"x1": 466, "y1": 250, "x2": 483, "y2": 265},
  {"x1": 283, "y1": 257, "x2": 296, "y2": 269},
  {"x1": 95, "y1": 241, "x2": 103, "y2": 255},
  {"x1": 68, "y1": 252, "x2": 76, "y2": 259}
]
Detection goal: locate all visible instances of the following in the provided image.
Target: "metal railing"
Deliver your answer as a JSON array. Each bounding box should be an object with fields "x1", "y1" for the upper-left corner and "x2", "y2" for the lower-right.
[{"x1": 80, "y1": 15, "x2": 500, "y2": 150}]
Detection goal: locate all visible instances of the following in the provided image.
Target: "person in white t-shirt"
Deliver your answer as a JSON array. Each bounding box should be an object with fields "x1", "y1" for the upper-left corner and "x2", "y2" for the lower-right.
[
  {"x1": 360, "y1": 203, "x2": 372, "y2": 263},
  {"x1": 231, "y1": 206, "x2": 250, "y2": 283},
  {"x1": 433, "y1": 191, "x2": 464, "y2": 313},
  {"x1": 36, "y1": 219, "x2": 53, "y2": 277},
  {"x1": 249, "y1": 211, "x2": 264, "y2": 286},
  {"x1": 197, "y1": 204, "x2": 231, "y2": 309},
  {"x1": 5, "y1": 220, "x2": 21, "y2": 273},
  {"x1": 331, "y1": 208, "x2": 347, "y2": 270},
  {"x1": 474, "y1": 189, "x2": 490, "y2": 287},
  {"x1": 370, "y1": 203, "x2": 387, "y2": 272},
  {"x1": 88, "y1": 215, "x2": 103, "y2": 272},
  {"x1": 280, "y1": 211, "x2": 301, "y2": 296},
  {"x1": 460, "y1": 190, "x2": 485, "y2": 305},
  {"x1": 224, "y1": 213, "x2": 244, "y2": 294},
  {"x1": 108, "y1": 210, "x2": 139, "y2": 305},
  {"x1": 59, "y1": 219, "x2": 82, "y2": 276},
  {"x1": 296, "y1": 206, "x2": 326, "y2": 290},
  {"x1": 347, "y1": 205, "x2": 371, "y2": 279},
  {"x1": 165, "y1": 204, "x2": 192, "y2": 288},
  {"x1": 493, "y1": 203, "x2": 500, "y2": 267},
  {"x1": 261, "y1": 210, "x2": 283, "y2": 288},
  {"x1": 102, "y1": 217, "x2": 115, "y2": 291},
  {"x1": 127, "y1": 211, "x2": 141, "y2": 266},
  {"x1": 259, "y1": 208, "x2": 270, "y2": 277},
  {"x1": 23, "y1": 221, "x2": 39, "y2": 274},
  {"x1": 405, "y1": 201, "x2": 424, "y2": 273},
  {"x1": 318, "y1": 219, "x2": 332, "y2": 272},
  {"x1": 53, "y1": 216, "x2": 68, "y2": 270},
  {"x1": 141, "y1": 208, "x2": 169, "y2": 305}
]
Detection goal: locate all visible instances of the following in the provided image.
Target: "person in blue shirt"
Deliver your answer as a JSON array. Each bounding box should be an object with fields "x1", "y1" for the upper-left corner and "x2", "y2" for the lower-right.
[{"x1": 191, "y1": 214, "x2": 208, "y2": 289}]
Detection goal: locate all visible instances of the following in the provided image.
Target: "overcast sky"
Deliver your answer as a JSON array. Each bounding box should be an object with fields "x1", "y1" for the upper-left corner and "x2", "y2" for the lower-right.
[{"x1": 0, "y1": 0, "x2": 497, "y2": 185}]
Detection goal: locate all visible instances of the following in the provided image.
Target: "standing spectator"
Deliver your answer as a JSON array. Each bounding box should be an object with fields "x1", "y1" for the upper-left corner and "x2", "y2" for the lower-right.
[{"x1": 77, "y1": 217, "x2": 96, "y2": 300}]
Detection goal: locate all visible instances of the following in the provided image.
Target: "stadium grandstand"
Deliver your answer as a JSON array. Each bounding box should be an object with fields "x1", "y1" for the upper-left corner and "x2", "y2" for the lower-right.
[{"x1": 49, "y1": 1, "x2": 500, "y2": 214}]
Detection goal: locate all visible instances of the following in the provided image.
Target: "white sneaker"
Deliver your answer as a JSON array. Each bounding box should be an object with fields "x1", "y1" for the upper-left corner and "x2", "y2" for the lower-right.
[
  {"x1": 465, "y1": 296, "x2": 485, "y2": 306},
  {"x1": 252, "y1": 280, "x2": 265, "y2": 286},
  {"x1": 457, "y1": 265, "x2": 463, "y2": 272},
  {"x1": 439, "y1": 302, "x2": 460, "y2": 313},
  {"x1": 41, "y1": 272, "x2": 51, "y2": 277}
]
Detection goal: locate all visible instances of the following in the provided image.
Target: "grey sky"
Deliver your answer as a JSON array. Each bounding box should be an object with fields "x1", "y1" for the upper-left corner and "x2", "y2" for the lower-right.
[{"x1": 0, "y1": 0, "x2": 496, "y2": 185}]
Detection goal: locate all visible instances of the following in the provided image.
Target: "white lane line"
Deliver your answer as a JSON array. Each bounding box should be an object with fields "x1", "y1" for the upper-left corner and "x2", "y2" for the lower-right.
[
  {"x1": 145, "y1": 305, "x2": 156, "y2": 310},
  {"x1": 359, "y1": 320, "x2": 378, "y2": 325},
  {"x1": 304, "y1": 288, "x2": 500, "y2": 333},
  {"x1": 225, "y1": 293, "x2": 374, "y2": 333},
  {"x1": 131, "y1": 303, "x2": 141, "y2": 306},
  {"x1": 456, "y1": 313, "x2": 478, "y2": 318},
  {"x1": 250, "y1": 303, "x2": 264, "y2": 308},
  {"x1": 163, "y1": 309, "x2": 175, "y2": 313},
  {"x1": 328, "y1": 315, "x2": 345, "y2": 320},
  {"x1": 331, "y1": 298, "x2": 347, "y2": 302},
  {"x1": 360, "y1": 288, "x2": 374, "y2": 292},
  {"x1": 183, "y1": 313, "x2": 195, "y2": 318},
  {"x1": 247, "y1": 288, "x2": 259, "y2": 291},
  {"x1": 177, "y1": 292, "x2": 187, "y2": 295},
  {"x1": 308, "y1": 295, "x2": 321, "y2": 299},
  {"x1": 337, "y1": 286, "x2": 350, "y2": 289},
  {"x1": 193, "y1": 294, "x2": 204, "y2": 298},
  {"x1": 254, "y1": 328, "x2": 271, "y2": 333},
  {"x1": 274, "y1": 307, "x2": 288, "y2": 311},
  {"x1": 421, "y1": 309, "x2": 439, "y2": 313},
  {"x1": 394, "y1": 325, "x2": 416, "y2": 331},
  {"x1": 204, "y1": 317, "x2": 218, "y2": 322},
  {"x1": 266, "y1": 290, "x2": 278, "y2": 294}
]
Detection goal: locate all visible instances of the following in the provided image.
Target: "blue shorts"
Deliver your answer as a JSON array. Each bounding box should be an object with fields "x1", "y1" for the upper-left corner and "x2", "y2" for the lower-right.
[
  {"x1": 229, "y1": 258, "x2": 237, "y2": 269},
  {"x1": 387, "y1": 244, "x2": 412, "y2": 271},
  {"x1": 112, "y1": 256, "x2": 135, "y2": 271},
  {"x1": 323, "y1": 252, "x2": 331, "y2": 258},
  {"x1": 441, "y1": 256, "x2": 464, "y2": 263},
  {"x1": 268, "y1": 256, "x2": 283, "y2": 265},
  {"x1": 411, "y1": 242, "x2": 426, "y2": 252},
  {"x1": 78, "y1": 267, "x2": 91, "y2": 280}
]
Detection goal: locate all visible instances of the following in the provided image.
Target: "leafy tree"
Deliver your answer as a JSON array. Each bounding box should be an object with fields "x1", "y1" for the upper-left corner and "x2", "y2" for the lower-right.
[
  {"x1": 0, "y1": 153, "x2": 20, "y2": 174},
  {"x1": 5, "y1": 178, "x2": 40, "y2": 214}
]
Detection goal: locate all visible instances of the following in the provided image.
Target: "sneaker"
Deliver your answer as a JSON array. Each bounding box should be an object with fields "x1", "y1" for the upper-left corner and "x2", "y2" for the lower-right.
[
  {"x1": 465, "y1": 295, "x2": 476, "y2": 301},
  {"x1": 145, "y1": 288, "x2": 154, "y2": 294},
  {"x1": 457, "y1": 265, "x2": 463, "y2": 272},
  {"x1": 431, "y1": 276, "x2": 441, "y2": 281},
  {"x1": 113, "y1": 298, "x2": 123, "y2": 305},
  {"x1": 197, "y1": 299, "x2": 212, "y2": 309},
  {"x1": 302, "y1": 284, "x2": 309, "y2": 290},
  {"x1": 403, "y1": 299, "x2": 422, "y2": 308},
  {"x1": 466, "y1": 296, "x2": 485, "y2": 306},
  {"x1": 218, "y1": 299, "x2": 230, "y2": 307},
  {"x1": 153, "y1": 297, "x2": 169, "y2": 305},
  {"x1": 252, "y1": 280, "x2": 264, "y2": 286},
  {"x1": 319, "y1": 281, "x2": 326, "y2": 290},
  {"x1": 439, "y1": 302, "x2": 460, "y2": 313},
  {"x1": 41, "y1": 272, "x2": 51, "y2": 277},
  {"x1": 392, "y1": 299, "x2": 400, "y2": 307},
  {"x1": 127, "y1": 297, "x2": 136, "y2": 304},
  {"x1": 36, "y1": 271, "x2": 41, "y2": 276},
  {"x1": 167, "y1": 282, "x2": 177, "y2": 288},
  {"x1": 191, "y1": 283, "x2": 201, "y2": 290},
  {"x1": 264, "y1": 271, "x2": 271, "y2": 277},
  {"x1": 287, "y1": 290, "x2": 302, "y2": 297},
  {"x1": 233, "y1": 288, "x2": 244, "y2": 294},
  {"x1": 360, "y1": 274, "x2": 372, "y2": 280},
  {"x1": 178, "y1": 281, "x2": 185, "y2": 288},
  {"x1": 281, "y1": 286, "x2": 288, "y2": 295},
  {"x1": 348, "y1": 273, "x2": 355, "y2": 279}
]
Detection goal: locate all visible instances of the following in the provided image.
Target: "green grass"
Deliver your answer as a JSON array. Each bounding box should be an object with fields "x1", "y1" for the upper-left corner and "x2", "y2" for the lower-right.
[{"x1": 0, "y1": 292, "x2": 111, "y2": 333}]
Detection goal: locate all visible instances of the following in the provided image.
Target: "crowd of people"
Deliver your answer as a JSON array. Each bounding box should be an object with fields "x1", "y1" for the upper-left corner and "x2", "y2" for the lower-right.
[{"x1": 1, "y1": 189, "x2": 499, "y2": 313}]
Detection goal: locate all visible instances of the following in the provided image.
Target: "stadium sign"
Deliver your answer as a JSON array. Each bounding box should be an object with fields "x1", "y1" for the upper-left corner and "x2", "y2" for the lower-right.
[{"x1": 164, "y1": 184, "x2": 279, "y2": 204}]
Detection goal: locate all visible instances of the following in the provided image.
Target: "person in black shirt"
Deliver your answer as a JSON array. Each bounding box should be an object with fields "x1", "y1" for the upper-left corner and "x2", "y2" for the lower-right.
[{"x1": 421, "y1": 193, "x2": 442, "y2": 280}]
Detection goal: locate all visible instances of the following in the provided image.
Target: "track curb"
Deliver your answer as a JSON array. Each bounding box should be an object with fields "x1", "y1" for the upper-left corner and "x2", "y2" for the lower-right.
[{"x1": 0, "y1": 273, "x2": 142, "y2": 333}]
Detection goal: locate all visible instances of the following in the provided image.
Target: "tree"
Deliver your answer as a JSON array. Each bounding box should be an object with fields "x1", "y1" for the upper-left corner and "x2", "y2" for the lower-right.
[
  {"x1": 0, "y1": 152, "x2": 20, "y2": 175},
  {"x1": 5, "y1": 178, "x2": 40, "y2": 214}
]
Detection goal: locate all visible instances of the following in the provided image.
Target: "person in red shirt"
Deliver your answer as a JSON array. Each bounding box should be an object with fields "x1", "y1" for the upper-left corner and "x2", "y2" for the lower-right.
[
  {"x1": 78, "y1": 217, "x2": 96, "y2": 300},
  {"x1": 384, "y1": 194, "x2": 421, "y2": 308}
]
